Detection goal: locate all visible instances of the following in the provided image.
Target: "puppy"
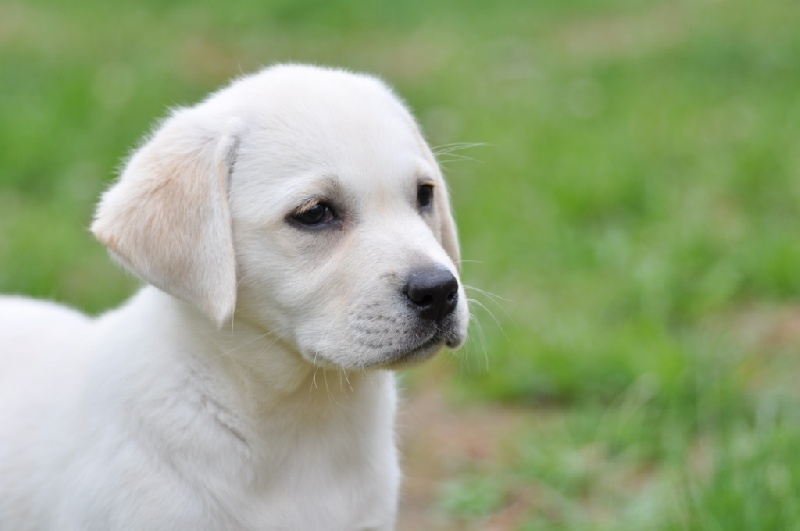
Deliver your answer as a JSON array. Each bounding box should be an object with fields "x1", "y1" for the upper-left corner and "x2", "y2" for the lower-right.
[{"x1": 0, "y1": 64, "x2": 468, "y2": 531}]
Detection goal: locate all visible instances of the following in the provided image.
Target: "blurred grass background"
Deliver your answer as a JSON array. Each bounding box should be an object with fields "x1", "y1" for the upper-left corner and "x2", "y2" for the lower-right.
[{"x1": 2, "y1": 0, "x2": 800, "y2": 528}]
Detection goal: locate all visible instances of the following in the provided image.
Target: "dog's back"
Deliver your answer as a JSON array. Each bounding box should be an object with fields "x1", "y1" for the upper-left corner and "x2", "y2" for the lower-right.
[
  {"x1": 0, "y1": 296, "x2": 93, "y2": 385},
  {"x1": 0, "y1": 297, "x2": 95, "y2": 530}
]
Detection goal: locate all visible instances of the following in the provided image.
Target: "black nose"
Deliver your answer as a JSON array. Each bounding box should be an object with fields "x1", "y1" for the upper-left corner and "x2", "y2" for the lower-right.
[{"x1": 403, "y1": 267, "x2": 459, "y2": 322}]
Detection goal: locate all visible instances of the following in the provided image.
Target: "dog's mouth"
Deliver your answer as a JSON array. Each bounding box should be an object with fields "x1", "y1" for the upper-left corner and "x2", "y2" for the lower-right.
[
  {"x1": 389, "y1": 336, "x2": 442, "y2": 367},
  {"x1": 380, "y1": 328, "x2": 463, "y2": 369},
  {"x1": 306, "y1": 314, "x2": 467, "y2": 371}
]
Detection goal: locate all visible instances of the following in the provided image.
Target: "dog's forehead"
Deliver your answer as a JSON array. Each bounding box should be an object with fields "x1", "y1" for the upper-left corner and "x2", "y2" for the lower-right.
[
  {"x1": 228, "y1": 67, "x2": 440, "y2": 215},
  {"x1": 259, "y1": 74, "x2": 427, "y2": 160}
]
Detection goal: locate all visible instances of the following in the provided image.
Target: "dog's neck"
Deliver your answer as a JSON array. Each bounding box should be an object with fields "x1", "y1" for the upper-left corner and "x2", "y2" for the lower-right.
[{"x1": 128, "y1": 287, "x2": 395, "y2": 431}]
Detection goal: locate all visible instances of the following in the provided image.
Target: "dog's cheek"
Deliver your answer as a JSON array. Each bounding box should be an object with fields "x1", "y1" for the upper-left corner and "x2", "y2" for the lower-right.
[
  {"x1": 293, "y1": 277, "x2": 372, "y2": 363},
  {"x1": 230, "y1": 230, "x2": 291, "y2": 325},
  {"x1": 241, "y1": 256, "x2": 343, "y2": 336}
]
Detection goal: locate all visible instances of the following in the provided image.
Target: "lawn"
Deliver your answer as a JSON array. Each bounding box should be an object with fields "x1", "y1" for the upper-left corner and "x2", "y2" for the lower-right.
[{"x1": 2, "y1": 0, "x2": 800, "y2": 528}]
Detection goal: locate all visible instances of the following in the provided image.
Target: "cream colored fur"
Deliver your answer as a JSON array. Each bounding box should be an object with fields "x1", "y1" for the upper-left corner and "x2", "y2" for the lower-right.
[{"x1": 0, "y1": 64, "x2": 468, "y2": 531}]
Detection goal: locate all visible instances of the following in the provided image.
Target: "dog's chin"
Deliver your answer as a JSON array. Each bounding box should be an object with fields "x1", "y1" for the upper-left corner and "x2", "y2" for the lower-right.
[
  {"x1": 306, "y1": 340, "x2": 444, "y2": 371},
  {"x1": 379, "y1": 337, "x2": 444, "y2": 370},
  {"x1": 378, "y1": 326, "x2": 468, "y2": 370}
]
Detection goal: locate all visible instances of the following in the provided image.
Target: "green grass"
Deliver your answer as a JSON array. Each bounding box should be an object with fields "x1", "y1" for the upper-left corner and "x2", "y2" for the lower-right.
[{"x1": 3, "y1": 0, "x2": 800, "y2": 528}]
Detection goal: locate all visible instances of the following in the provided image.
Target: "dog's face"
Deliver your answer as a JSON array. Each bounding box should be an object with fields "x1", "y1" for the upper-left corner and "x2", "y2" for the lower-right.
[{"x1": 91, "y1": 65, "x2": 468, "y2": 370}]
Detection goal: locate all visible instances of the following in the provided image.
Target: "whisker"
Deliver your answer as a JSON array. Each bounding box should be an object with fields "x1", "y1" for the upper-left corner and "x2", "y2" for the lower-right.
[
  {"x1": 466, "y1": 310, "x2": 490, "y2": 372},
  {"x1": 433, "y1": 142, "x2": 490, "y2": 167},
  {"x1": 468, "y1": 297, "x2": 507, "y2": 340},
  {"x1": 438, "y1": 154, "x2": 483, "y2": 165},
  {"x1": 200, "y1": 328, "x2": 282, "y2": 366},
  {"x1": 465, "y1": 284, "x2": 511, "y2": 306},
  {"x1": 237, "y1": 335, "x2": 282, "y2": 374},
  {"x1": 432, "y1": 142, "x2": 490, "y2": 155},
  {"x1": 340, "y1": 368, "x2": 354, "y2": 393},
  {"x1": 311, "y1": 362, "x2": 320, "y2": 391}
]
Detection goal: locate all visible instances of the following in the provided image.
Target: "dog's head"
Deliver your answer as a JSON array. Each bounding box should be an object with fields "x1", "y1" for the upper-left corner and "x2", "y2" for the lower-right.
[{"x1": 92, "y1": 64, "x2": 468, "y2": 369}]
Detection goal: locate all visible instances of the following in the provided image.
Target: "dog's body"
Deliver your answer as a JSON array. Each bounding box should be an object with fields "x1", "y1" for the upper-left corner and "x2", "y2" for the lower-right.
[{"x1": 0, "y1": 65, "x2": 468, "y2": 530}]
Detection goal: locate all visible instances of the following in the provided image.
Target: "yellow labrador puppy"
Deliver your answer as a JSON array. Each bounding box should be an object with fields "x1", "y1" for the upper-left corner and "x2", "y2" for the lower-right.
[{"x1": 0, "y1": 65, "x2": 468, "y2": 531}]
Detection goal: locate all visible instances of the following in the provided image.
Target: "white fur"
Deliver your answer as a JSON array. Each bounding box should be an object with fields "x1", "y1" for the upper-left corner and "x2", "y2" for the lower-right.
[{"x1": 0, "y1": 65, "x2": 468, "y2": 530}]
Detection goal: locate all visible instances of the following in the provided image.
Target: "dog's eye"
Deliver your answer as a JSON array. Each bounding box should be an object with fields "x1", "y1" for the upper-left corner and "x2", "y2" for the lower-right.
[
  {"x1": 417, "y1": 184, "x2": 434, "y2": 210},
  {"x1": 292, "y1": 203, "x2": 335, "y2": 226}
]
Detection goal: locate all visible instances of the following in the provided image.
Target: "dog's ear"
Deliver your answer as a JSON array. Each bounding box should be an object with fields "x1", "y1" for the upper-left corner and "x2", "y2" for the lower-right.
[
  {"x1": 92, "y1": 108, "x2": 241, "y2": 327},
  {"x1": 435, "y1": 181, "x2": 462, "y2": 271}
]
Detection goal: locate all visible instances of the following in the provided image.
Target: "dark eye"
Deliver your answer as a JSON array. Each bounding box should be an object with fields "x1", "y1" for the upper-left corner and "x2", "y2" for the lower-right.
[
  {"x1": 417, "y1": 184, "x2": 434, "y2": 210},
  {"x1": 292, "y1": 203, "x2": 335, "y2": 226}
]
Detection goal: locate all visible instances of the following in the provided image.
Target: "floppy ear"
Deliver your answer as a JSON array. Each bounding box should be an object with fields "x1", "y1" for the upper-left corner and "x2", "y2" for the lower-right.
[
  {"x1": 91, "y1": 108, "x2": 241, "y2": 327},
  {"x1": 435, "y1": 181, "x2": 462, "y2": 271}
]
